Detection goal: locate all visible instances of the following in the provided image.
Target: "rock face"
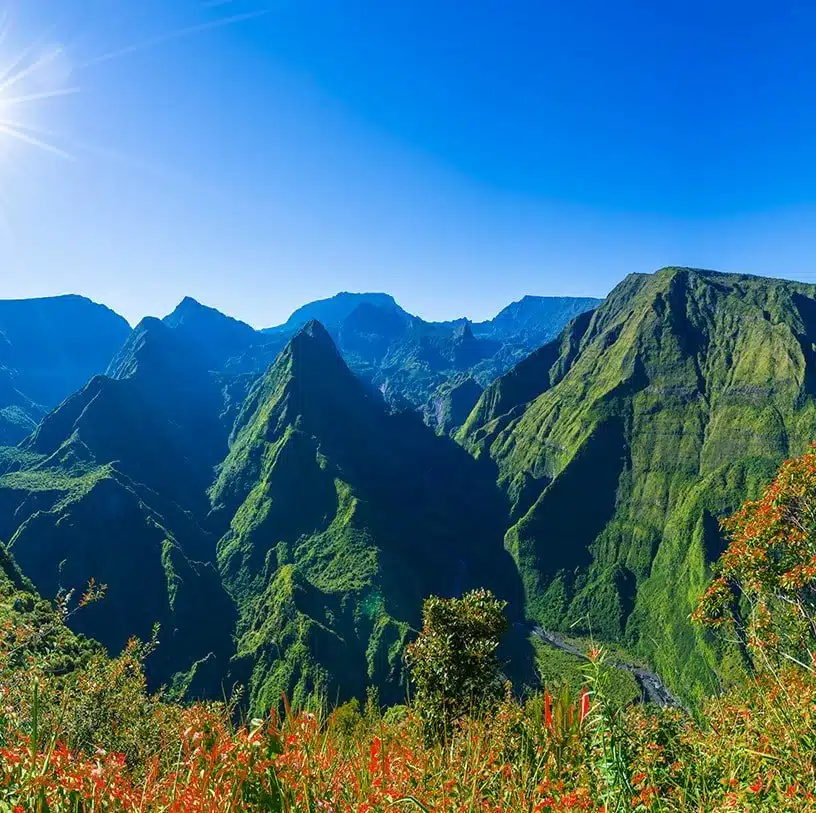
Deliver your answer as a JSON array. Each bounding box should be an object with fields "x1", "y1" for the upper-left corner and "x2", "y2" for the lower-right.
[
  {"x1": 0, "y1": 295, "x2": 131, "y2": 444},
  {"x1": 425, "y1": 377, "x2": 484, "y2": 436},
  {"x1": 460, "y1": 267, "x2": 816, "y2": 698}
]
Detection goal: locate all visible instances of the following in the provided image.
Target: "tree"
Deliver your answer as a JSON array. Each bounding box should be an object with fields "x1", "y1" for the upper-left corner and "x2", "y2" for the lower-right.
[
  {"x1": 405, "y1": 588, "x2": 507, "y2": 742},
  {"x1": 694, "y1": 444, "x2": 816, "y2": 672}
]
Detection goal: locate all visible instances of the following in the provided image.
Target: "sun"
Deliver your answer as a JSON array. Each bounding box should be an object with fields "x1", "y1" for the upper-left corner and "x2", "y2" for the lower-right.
[{"x1": 0, "y1": 7, "x2": 78, "y2": 161}]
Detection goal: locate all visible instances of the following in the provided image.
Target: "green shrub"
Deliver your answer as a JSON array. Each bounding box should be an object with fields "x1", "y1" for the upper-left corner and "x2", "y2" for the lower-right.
[{"x1": 404, "y1": 588, "x2": 507, "y2": 742}]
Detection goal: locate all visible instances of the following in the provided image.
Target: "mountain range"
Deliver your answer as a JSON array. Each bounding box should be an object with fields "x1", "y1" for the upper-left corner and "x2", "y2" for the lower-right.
[
  {"x1": 1, "y1": 269, "x2": 812, "y2": 709},
  {"x1": 0, "y1": 296, "x2": 130, "y2": 445}
]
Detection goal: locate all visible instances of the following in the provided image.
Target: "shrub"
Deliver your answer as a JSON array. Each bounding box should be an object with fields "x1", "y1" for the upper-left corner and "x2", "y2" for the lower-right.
[
  {"x1": 695, "y1": 443, "x2": 816, "y2": 672},
  {"x1": 404, "y1": 588, "x2": 508, "y2": 742}
]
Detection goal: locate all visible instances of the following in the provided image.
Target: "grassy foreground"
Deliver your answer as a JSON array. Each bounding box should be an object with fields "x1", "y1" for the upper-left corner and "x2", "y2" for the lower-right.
[
  {"x1": 4, "y1": 441, "x2": 816, "y2": 811},
  {"x1": 0, "y1": 625, "x2": 814, "y2": 811}
]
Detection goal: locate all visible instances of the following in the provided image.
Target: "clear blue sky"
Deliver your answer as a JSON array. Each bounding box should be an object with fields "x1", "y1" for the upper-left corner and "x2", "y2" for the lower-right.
[{"x1": 1, "y1": 0, "x2": 816, "y2": 327}]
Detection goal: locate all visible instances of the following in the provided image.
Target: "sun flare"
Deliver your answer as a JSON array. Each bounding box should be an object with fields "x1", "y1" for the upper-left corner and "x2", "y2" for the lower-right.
[{"x1": 0, "y1": 7, "x2": 77, "y2": 161}]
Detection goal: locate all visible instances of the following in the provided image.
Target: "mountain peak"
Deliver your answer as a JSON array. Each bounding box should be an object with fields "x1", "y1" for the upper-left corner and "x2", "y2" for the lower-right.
[
  {"x1": 297, "y1": 318, "x2": 334, "y2": 344},
  {"x1": 267, "y1": 292, "x2": 405, "y2": 335},
  {"x1": 454, "y1": 321, "x2": 474, "y2": 341}
]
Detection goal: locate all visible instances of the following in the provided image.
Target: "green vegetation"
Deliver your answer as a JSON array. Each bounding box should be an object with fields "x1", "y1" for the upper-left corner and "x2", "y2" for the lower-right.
[
  {"x1": 460, "y1": 267, "x2": 816, "y2": 699},
  {"x1": 405, "y1": 589, "x2": 508, "y2": 741},
  {"x1": 530, "y1": 635, "x2": 641, "y2": 709},
  {"x1": 2, "y1": 463, "x2": 816, "y2": 811},
  {"x1": 211, "y1": 320, "x2": 526, "y2": 713},
  {"x1": 7, "y1": 268, "x2": 816, "y2": 722}
]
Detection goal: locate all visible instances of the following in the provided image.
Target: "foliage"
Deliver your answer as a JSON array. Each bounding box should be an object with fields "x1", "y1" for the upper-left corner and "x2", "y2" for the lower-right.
[
  {"x1": 405, "y1": 589, "x2": 508, "y2": 741},
  {"x1": 213, "y1": 323, "x2": 526, "y2": 713},
  {"x1": 695, "y1": 443, "x2": 816, "y2": 672},
  {"x1": 2, "y1": 564, "x2": 816, "y2": 810}
]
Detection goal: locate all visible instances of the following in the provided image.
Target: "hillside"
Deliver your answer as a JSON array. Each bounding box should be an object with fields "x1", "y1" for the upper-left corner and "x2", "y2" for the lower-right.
[
  {"x1": 0, "y1": 295, "x2": 130, "y2": 444},
  {"x1": 0, "y1": 313, "x2": 527, "y2": 709},
  {"x1": 460, "y1": 267, "x2": 816, "y2": 696},
  {"x1": 211, "y1": 320, "x2": 525, "y2": 710},
  {"x1": 0, "y1": 316, "x2": 237, "y2": 692}
]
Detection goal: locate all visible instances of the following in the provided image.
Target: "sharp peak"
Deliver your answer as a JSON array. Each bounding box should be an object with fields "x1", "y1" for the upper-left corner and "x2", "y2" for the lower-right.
[
  {"x1": 170, "y1": 295, "x2": 222, "y2": 315},
  {"x1": 453, "y1": 320, "x2": 474, "y2": 339},
  {"x1": 294, "y1": 319, "x2": 334, "y2": 343},
  {"x1": 177, "y1": 295, "x2": 204, "y2": 308}
]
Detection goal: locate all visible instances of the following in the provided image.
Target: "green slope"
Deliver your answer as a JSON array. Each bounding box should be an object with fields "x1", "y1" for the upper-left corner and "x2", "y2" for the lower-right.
[
  {"x1": 460, "y1": 267, "x2": 816, "y2": 699},
  {"x1": 211, "y1": 321, "x2": 527, "y2": 712},
  {"x1": 0, "y1": 317, "x2": 237, "y2": 693}
]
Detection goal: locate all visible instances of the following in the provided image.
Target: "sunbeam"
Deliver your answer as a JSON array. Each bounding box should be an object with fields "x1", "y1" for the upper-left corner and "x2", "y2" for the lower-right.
[
  {"x1": 0, "y1": 122, "x2": 73, "y2": 160},
  {"x1": 0, "y1": 45, "x2": 63, "y2": 94},
  {"x1": 0, "y1": 87, "x2": 79, "y2": 107},
  {"x1": 81, "y1": 9, "x2": 272, "y2": 69}
]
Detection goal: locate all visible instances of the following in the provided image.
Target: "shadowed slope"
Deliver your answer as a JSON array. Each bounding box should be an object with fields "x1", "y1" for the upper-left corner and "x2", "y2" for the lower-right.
[
  {"x1": 0, "y1": 296, "x2": 130, "y2": 444},
  {"x1": 0, "y1": 317, "x2": 237, "y2": 693}
]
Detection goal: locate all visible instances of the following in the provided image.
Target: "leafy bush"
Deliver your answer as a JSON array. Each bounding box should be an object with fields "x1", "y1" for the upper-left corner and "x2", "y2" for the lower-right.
[
  {"x1": 404, "y1": 589, "x2": 508, "y2": 742},
  {"x1": 695, "y1": 443, "x2": 816, "y2": 672}
]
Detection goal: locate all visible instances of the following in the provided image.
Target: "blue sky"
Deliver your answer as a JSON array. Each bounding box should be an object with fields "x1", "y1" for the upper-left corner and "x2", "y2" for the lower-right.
[{"x1": 1, "y1": 0, "x2": 815, "y2": 327}]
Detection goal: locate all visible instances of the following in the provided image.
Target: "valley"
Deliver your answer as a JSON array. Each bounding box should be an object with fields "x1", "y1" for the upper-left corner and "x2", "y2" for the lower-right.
[{"x1": 1, "y1": 268, "x2": 816, "y2": 711}]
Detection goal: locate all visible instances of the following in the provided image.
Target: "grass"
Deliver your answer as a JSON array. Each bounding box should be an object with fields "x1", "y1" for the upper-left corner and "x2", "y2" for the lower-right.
[{"x1": 530, "y1": 634, "x2": 642, "y2": 709}]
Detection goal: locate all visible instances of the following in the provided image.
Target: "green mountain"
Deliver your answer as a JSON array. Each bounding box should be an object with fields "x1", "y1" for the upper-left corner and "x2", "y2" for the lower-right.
[
  {"x1": 211, "y1": 320, "x2": 524, "y2": 710},
  {"x1": 0, "y1": 316, "x2": 236, "y2": 692},
  {"x1": 0, "y1": 296, "x2": 130, "y2": 445},
  {"x1": 0, "y1": 312, "x2": 526, "y2": 710},
  {"x1": 15, "y1": 270, "x2": 816, "y2": 706},
  {"x1": 460, "y1": 267, "x2": 816, "y2": 697},
  {"x1": 261, "y1": 292, "x2": 601, "y2": 429}
]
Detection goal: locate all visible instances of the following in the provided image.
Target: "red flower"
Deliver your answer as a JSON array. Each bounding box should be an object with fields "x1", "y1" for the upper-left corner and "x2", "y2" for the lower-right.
[
  {"x1": 579, "y1": 688, "x2": 590, "y2": 723},
  {"x1": 544, "y1": 691, "x2": 552, "y2": 731}
]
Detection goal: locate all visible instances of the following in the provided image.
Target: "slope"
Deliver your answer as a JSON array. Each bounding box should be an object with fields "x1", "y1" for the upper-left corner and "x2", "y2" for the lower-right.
[
  {"x1": 261, "y1": 292, "x2": 600, "y2": 428},
  {"x1": 460, "y1": 267, "x2": 816, "y2": 698},
  {"x1": 0, "y1": 317, "x2": 236, "y2": 693},
  {"x1": 211, "y1": 321, "x2": 526, "y2": 712},
  {"x1": 0, "y1": 296, "x2": 130, "y2": 444}
]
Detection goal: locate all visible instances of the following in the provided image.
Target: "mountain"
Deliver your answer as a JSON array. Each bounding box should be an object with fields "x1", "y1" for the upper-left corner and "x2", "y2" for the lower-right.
[
  {"x1": 0, "y1": 295, "x2": 130, "y2": 445},
  {"x1": 260, "y1": 292, "x2": 601, "y2": 430},
  {"x1": 0, "y1": 316, "x2": 237, "y2": 692},
  {"x1": 263, "y1": 292, "x2": 403, "y2": 335},
  {"x1": 0, "y1": 311, "x2": 526, "y2": 709},
  {"x1": 424, "y1": 376, "x2": 484, "y2": 436},
  {"x1": 459, "y1": 267, "x2": 816, "y2": 698},
  {"x1": 210, "y1": 321, "x2": 525, "y2": 710},
  {"x1": 0, "y1": 366, "x2": 43, "y2": 446},
  {"x1": 162, "y1": 296, "x2": 262, "y2": 370},
  {"x1": 471, "y1": 295, "x2": 602, "y2": 345}
]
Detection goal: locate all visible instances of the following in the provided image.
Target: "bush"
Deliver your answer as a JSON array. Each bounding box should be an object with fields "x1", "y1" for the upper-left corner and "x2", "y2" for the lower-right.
[
  {"x1": 695, "y1": 443, "x2": 816, "y2": 672},
  {"x1": 404, "y1": 588, "x2": 508, "y2": 742}
]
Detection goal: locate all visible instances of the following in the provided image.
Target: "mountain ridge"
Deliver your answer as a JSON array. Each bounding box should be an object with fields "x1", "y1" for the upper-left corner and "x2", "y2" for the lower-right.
[{"x1": 459, "y1": 266, "x2": 816, "y2": 697}]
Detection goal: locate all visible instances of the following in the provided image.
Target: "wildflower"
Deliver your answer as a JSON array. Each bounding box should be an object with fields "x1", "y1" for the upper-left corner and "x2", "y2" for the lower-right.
[{"x1": 579, "y1": 688, "x2": 590, "y2": 723}]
